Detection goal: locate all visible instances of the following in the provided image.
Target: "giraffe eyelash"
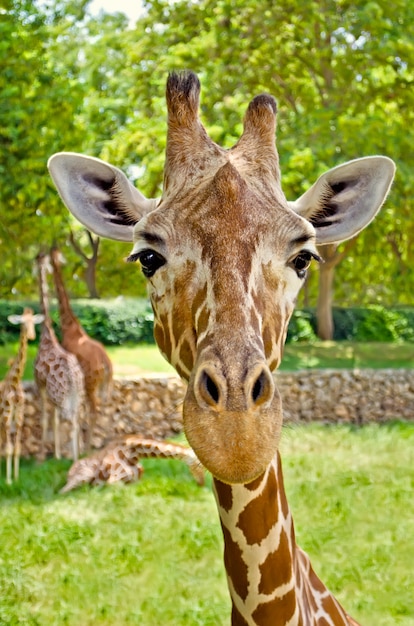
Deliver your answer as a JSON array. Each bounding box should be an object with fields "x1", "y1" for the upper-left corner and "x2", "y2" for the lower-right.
[{"x1": 126, "y1": 252, "x2": 140, "y2": 263}]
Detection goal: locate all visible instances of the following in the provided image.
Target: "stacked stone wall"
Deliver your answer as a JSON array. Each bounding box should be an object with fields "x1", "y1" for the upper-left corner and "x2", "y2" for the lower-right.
[{"x1": 20, "y1": 369, "x2": 414, "y2": 458}]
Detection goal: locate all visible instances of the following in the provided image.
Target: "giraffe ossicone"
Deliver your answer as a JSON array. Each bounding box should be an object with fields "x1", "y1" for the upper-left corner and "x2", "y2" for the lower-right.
[{"x1": 48, "y1": 71, "x2": 395, "y2": 625}]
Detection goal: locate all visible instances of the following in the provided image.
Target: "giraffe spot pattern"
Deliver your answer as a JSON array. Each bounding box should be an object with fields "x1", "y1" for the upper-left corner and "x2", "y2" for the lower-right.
[
  {"x1": 221, "y1": 523, "x2": 249, "y2": 602},
  {"x1": 236, "y1": 465, "x2": 279, "y2": 545},
  {"x1": 258, "y1": 527, "x2": 292, "y2": 595},
  {"x1": 252, "y1": 587, "x2": 297, "y2": 625}
]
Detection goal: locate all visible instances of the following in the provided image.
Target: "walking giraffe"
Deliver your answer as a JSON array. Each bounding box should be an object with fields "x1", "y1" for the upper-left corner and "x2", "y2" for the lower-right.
[
  {"x1": 48, "y1": 72, "x2": 395, "y2": 625},
  {"x1": 34, "y1": 252, "x2": 84, "y2": 461},
  {"x1": 49, "y1": 246, "x2": 113, "y2": 450},
  {"x1": 0, "y1": 308, "x2": 43, "y2": 484},
  {"x1": 60, "y1": 435, "x2": 205, "y2": 492}
]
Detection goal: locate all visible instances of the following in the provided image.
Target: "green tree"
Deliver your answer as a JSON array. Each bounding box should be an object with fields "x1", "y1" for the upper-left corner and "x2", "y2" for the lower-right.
[
  {"x1": 99, "y1": 0, "x2": 413, "y2": 334},
  {"x1": 0, "y1": 0, "x2": 88, "y2": 297},
  {"x1": 1, "y1": 0, "x2": 412, "y2": 314}
]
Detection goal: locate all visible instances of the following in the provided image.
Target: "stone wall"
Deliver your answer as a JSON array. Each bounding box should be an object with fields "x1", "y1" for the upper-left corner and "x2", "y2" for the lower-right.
[{"x1": 21, "y1": 369, "x2": 414, "y2": 458}]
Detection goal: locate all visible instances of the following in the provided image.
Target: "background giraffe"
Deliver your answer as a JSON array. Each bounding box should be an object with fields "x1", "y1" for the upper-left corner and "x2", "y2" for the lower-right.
[
  {"x1": 34, "y1": 252, "x2": 84, "y2": 461},
  {"x1": 48, "y1": 72, "x2": 395, "y2": 625},
  {"x1": 0, "y1": 308, "x2": 43, "y2": 484},
  {"x1": 50, "y1": 246, "x2": 113, "y2": 450},
  {"x1": 60, "y1": 435, "x2": 205, "y2": 492}
]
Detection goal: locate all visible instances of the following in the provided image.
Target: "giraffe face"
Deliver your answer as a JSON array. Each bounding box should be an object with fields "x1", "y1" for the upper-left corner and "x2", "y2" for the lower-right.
[
  {"x1": 131, "y1": 159, "x2": 318, "y2": 484},
  {"x1": 48, "y1": 71, "x2": 395, "y2": 484}
]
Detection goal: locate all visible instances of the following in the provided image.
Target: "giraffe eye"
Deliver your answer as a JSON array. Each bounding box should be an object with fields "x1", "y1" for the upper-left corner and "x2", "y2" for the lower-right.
[
  {"x1": 290, "y1": 251, "x2": 316, "y2": 279},
  {"x1": 137, "y1": 249, "x2": 166, "y2": 278}
]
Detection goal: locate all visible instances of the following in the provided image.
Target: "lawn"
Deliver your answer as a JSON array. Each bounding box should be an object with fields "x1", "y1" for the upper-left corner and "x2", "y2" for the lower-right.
[
  {"x1": 1, "y1": 341, "x2": 412, "y2": 380},
  {"x1": 0, "y1": 423, "x2": 413, "y2": 626}
]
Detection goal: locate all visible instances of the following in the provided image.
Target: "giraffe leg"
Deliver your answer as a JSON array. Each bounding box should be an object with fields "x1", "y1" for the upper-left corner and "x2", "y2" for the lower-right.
[
  {"x1": 13, "y1": 399, "x2": 24, "y2": 481},
  {"x1": 85, "y1": 395, "x2": 97, "y2": 451},
  {"x1": 71, "y1": 411, "x2": 79, "y2": 462},
  {"x1": 39, "y1": 387, "x2": 49, "y2": 461},
  {"x1": 5, "y1": 414, "x2": 13, "y2": 485},
  {"x1": 53, "y1": 407, "x2": 61, "y2": 460},
  {"x1": 64, "y1": 390, "x2": 81, "y2": 461}
]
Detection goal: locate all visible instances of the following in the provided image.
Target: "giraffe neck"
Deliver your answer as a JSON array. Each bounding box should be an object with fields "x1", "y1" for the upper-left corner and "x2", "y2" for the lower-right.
[
  {"x1": 5, "y1": 324, "x2": 28, "y2": 386},
  {"x1": 111, "y1": 436, "x2": 205, "y2": 486},
  {"x1": 37, "y1": 257, "x2": 61, "y2": 346},
  {"x1": 213, "y1": 453, "x2": 352, "y2": 626},
  {"x1": 38, "y1": 258, "x2": 51, "y2": 321},
  {"x1": 121, "y1": 436, "x2": 197, "y2": 461},
  {"x1": 51, "y1": 256, "x2": 83, "y2": 333}
]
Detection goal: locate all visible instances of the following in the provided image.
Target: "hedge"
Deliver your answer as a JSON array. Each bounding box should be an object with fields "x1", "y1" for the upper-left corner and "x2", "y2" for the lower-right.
[
  {"x1": 1, "y1": 299, "x2": 413, "y2": 346},
  {"x1": 0, "y1": 298, "x2": 153, "y2": 346}
]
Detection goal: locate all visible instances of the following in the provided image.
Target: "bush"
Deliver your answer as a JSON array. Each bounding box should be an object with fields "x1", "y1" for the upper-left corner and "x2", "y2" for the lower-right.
[
  {"x1": 354, "y1": 306, "x2": 414, "y2": 343},
  {"x1": 70, "y1": 298, "x2": 155, "y2": 345},
  {"x1": 286, "y1": 310, "x2": 317, "y2": 343},
  {"x1": 0, "y1": 298, "x2": 155, "y2": 346},
  {"x1": 1, "y1": 299, "x2": 413, "y2": 346}
]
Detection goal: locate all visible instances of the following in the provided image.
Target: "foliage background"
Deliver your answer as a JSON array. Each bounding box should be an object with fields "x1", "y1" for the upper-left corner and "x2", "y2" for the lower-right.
[{"x1": 1, "y1": 0, "x2": 413, "y2": 310}]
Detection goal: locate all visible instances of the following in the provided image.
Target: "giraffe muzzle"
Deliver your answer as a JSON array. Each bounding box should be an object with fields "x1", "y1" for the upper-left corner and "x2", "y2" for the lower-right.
[{"x1": 183, "y1": 356, "x2": 282, "y2": 484}]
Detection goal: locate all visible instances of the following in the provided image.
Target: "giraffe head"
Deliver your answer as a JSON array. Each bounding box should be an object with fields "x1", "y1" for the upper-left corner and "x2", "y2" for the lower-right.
[
  {"x1": 8, "y1": 307, "x2": 44, "y2": 341},
  {"x1": 48, "y1": 71, "x2": 395, "y2": 484}
]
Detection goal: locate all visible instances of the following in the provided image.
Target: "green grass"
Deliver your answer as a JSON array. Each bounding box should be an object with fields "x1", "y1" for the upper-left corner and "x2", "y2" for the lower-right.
[
  {"x1": 1, "y1": 341, "x2": 412, "y2": 380},
  {"x1": 0, "y1": 423, "x2": 413, "y2": 625},
  {"x1": 280, "y1": 341, "x2": 414, "y2": 370}
]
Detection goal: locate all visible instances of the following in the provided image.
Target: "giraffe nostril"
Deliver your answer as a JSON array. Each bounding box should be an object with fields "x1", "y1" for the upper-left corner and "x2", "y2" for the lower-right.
[
  {"x1": 252, "y1": 373, "x2": 264, "y2": 403},
  {"x1": 204, "y1": 372, "x2": 220, "y2": 404},
  {"x1": 199, "y1": 370, "x2": 221, "y2": 406},
  {"x1": 251, "y1": 368, "x2": 274, "y2": 407}
]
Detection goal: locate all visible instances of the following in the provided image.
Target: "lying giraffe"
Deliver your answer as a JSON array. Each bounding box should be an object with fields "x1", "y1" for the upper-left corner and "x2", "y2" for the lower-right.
[
  {"x1": 0, "y1": 308, "x2": 43, "y2": 483},
  {"x1": 60, "y1": 435, "x2": 205, "y2": 492},
  {"x1": 48, "y1": 72, "x2": 394, "y2": 625}
]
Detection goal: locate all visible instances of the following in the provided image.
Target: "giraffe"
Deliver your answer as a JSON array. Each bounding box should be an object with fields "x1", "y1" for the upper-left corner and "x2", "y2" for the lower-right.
[
  {"x1": 0, "y1": 308, "x2": 43, "y2": 484},
  {"x1": 48, "y1": 72, "x2": 395, "y2": 625},
  {"x1": 60, "y1": 434, "x2": 205, "y2": 492},
  {"x1": 34, "y1": 252, "x2": 84, "y2": 461},
  {"x1": 49, "y1": 246, "x2": 113, "y2": 450}
]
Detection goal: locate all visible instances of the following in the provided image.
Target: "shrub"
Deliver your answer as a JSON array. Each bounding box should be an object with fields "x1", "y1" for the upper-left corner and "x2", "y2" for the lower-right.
[
  {"x1": 354, "y1": 306, "x2": 414, "y2": 343},
  {"x1": 70, "y1": 298, "x2": 155, "y2": 345},
  {"x1": 286, "y1": 310, "x2": 317, "y2": 343},
  {"x1": 1, "y1": 299, "x2": 413, "y2": 346}
]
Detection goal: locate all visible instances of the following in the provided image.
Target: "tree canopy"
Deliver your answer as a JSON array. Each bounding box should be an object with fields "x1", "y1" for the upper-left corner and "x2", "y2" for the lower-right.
[{"x1": 1, "y1": 0, "x2": 412, "y2": 312}]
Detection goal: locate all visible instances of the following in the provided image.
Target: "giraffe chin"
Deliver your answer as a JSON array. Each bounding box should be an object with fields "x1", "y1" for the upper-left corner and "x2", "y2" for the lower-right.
[{"x1": 182, "y1": 391, "x2": 283, "y2": 485}]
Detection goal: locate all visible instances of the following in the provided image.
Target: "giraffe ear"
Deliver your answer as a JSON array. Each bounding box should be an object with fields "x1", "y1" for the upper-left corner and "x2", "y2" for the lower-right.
[
  {"x1": 7, "y1": 315, "x2": 23, "y2": 326},
  {"x1": 48, "y1": 153, "x2": 158, "y2": 243},
  {"x1": 288, "y1": 156, "x2": 396, "y2": 244}
]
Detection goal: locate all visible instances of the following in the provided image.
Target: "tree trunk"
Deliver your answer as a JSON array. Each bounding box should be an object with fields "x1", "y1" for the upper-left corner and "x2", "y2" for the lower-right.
[
  {"x1": 316, "y1": 239, "x2": 358, "y2": 341},
  {"x1": 317, "y1": 255, "x2": 336, "y2": 340},
  {"x1": 85, "y1": 258, "x2": 99, "y2": 299},
  {"x1": 69, "y1": 230, "x2": 101, "y2": 299}
]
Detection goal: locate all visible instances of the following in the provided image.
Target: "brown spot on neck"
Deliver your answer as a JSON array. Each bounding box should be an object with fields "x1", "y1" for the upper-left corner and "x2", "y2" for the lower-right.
[
  {"x1": 252, "y1": 588, "x2": 297, "y2": 626},
  {"x1": 237, "y1": 465, "x2": 279, "y2": 545},
  {"x1": 214, "y1": 479, "x2": 233, "y2": 512},
  {"x1": 221, "y1": 522, "x2": 249, "y2": 601},
  {"x1": 258, "y1": 527, "x2": 293, "y2": 595}
]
